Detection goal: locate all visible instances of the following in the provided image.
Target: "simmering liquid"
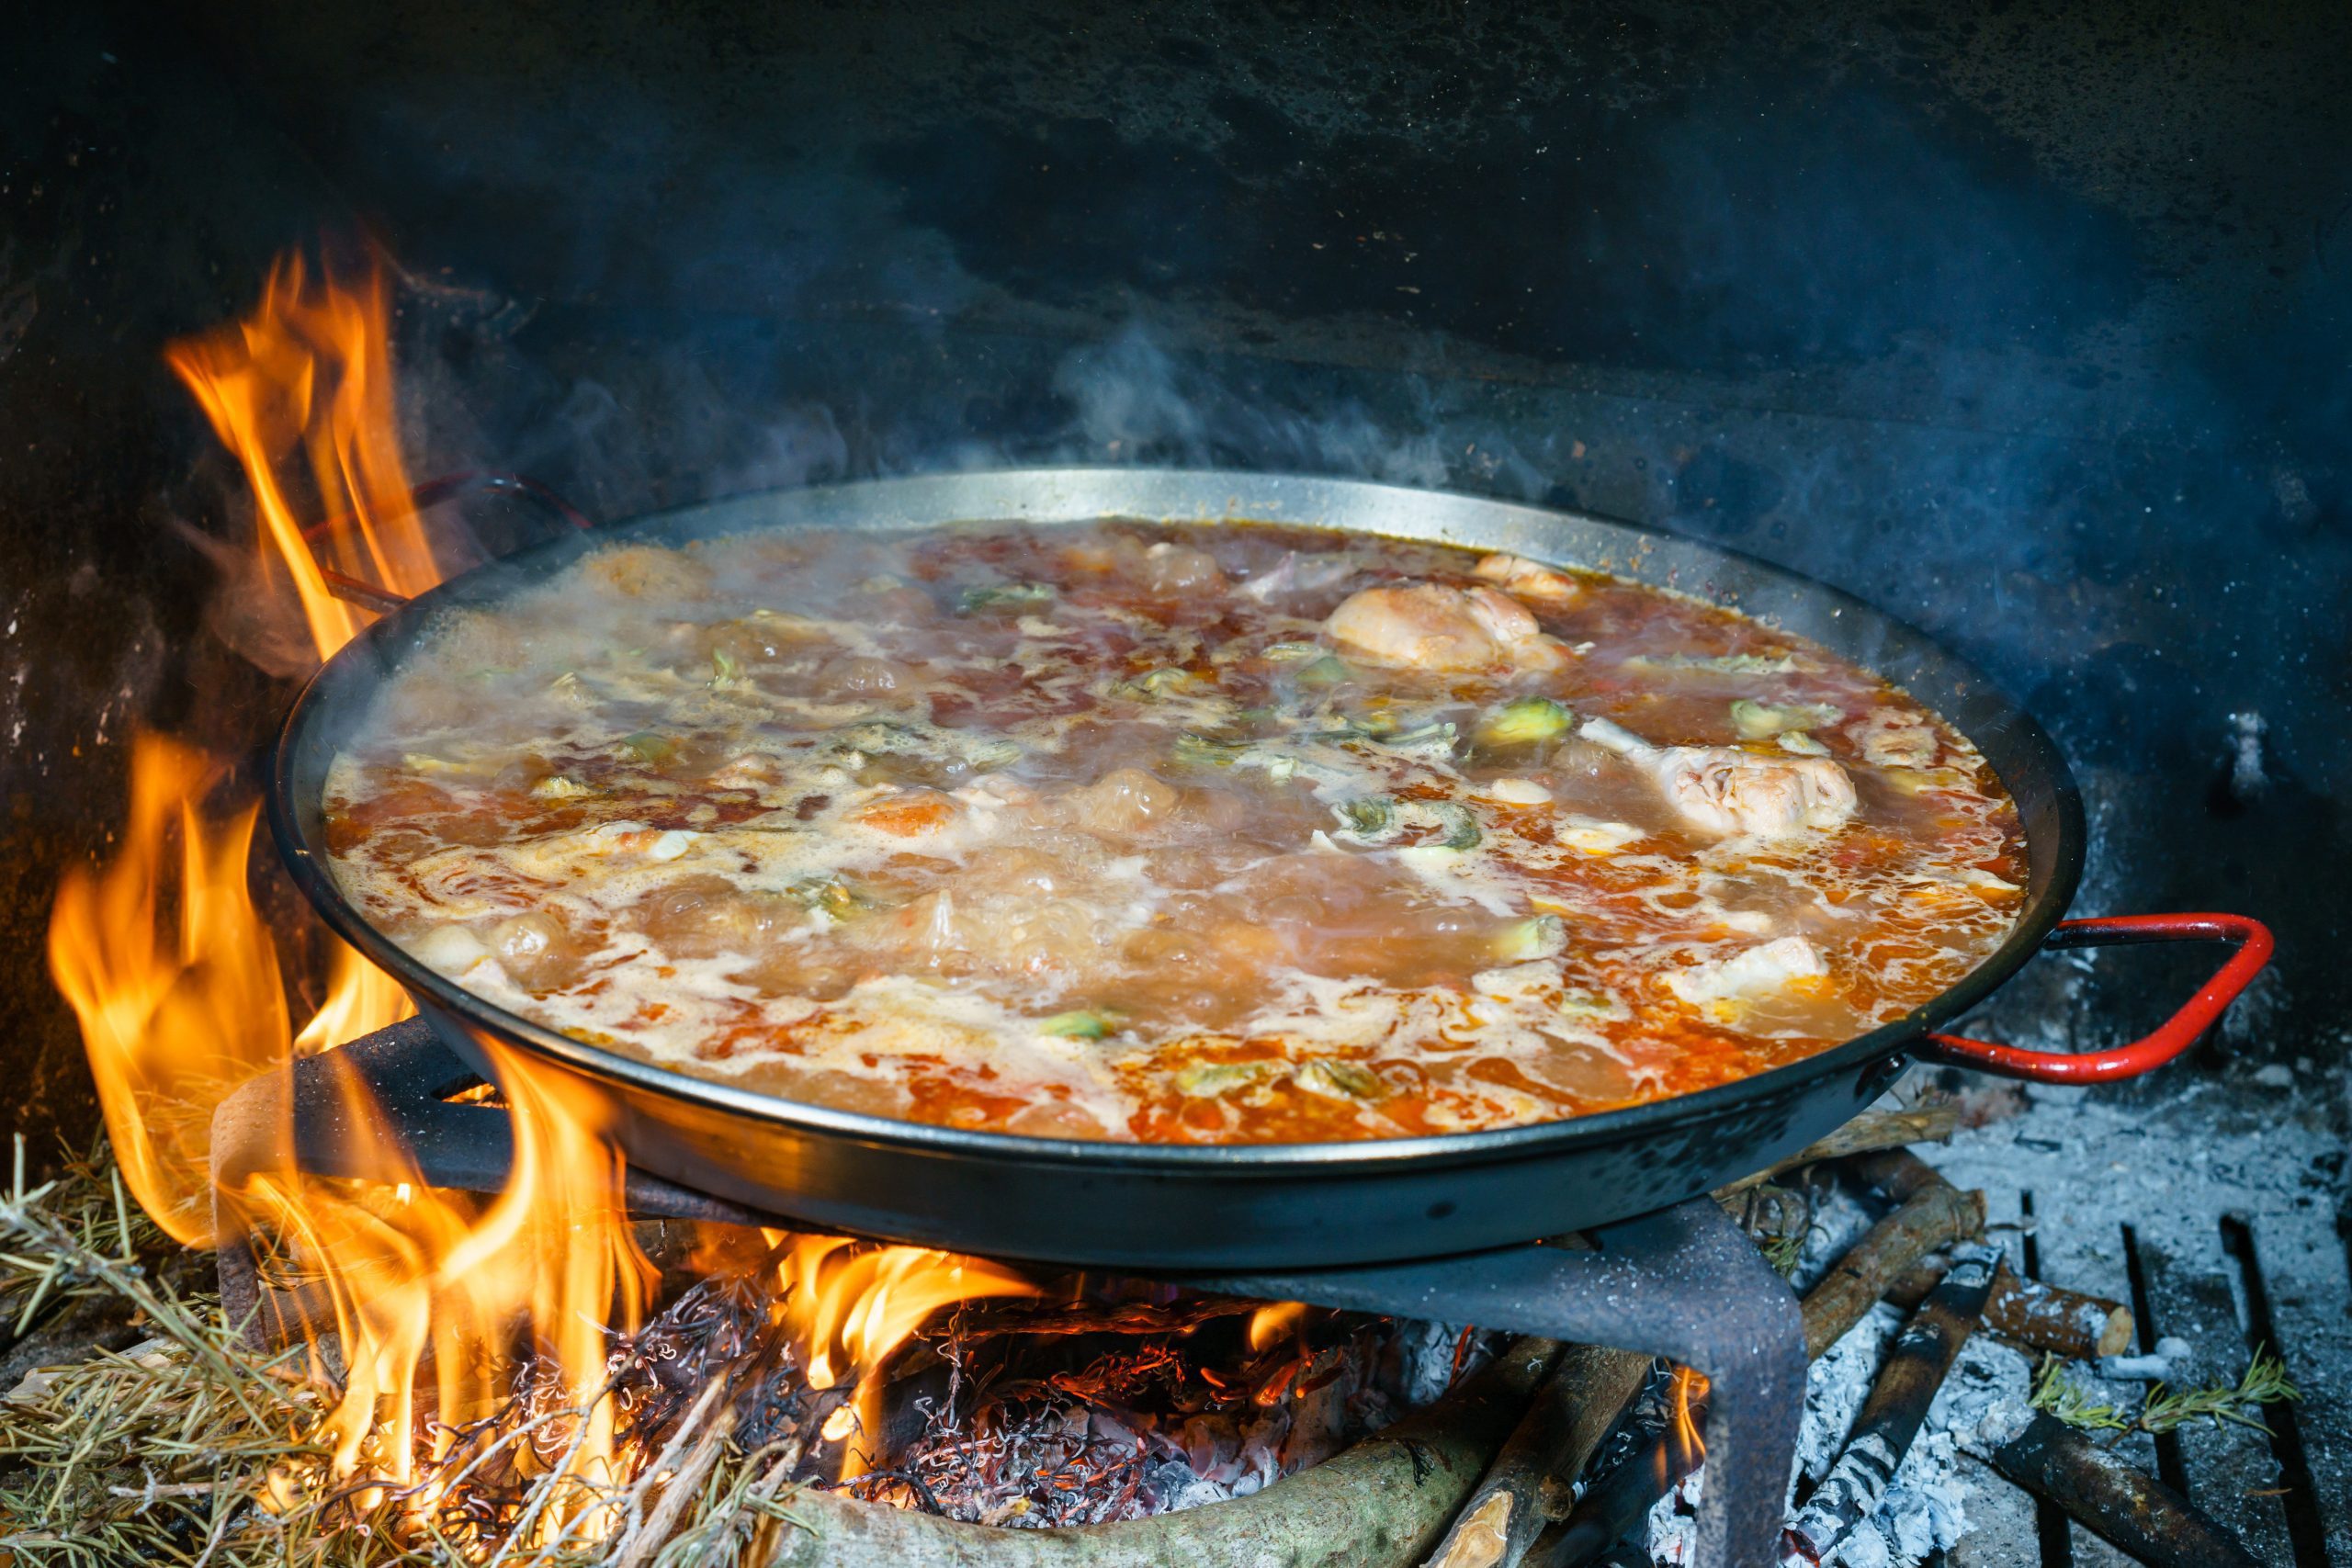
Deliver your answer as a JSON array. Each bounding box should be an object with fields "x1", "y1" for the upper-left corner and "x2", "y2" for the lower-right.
[{"x1": 324, "y1": 522, "x2": 2022, "y2": 1143}]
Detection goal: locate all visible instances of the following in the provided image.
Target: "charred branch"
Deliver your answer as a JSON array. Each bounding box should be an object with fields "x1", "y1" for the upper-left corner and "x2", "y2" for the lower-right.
[
  {"x1": 1990, "y1": 1411, "x2": 2260, "y2": 1568},
  {"x1": 1884, "y1": 1259, "x2": 2133, "y2": 1360},
  {"x1": 1801, "y1": 1179, "x2": 1984, "y2": 1359},
  {"x1": 762, "y1": 1337, "x2": 1561, "y2": 1568},
  {"x1": 1715, "y1": 1107, "x2": 1961, "y2": 1196},
  {"x1": 1781, "y1": 1245, "x2": 2000, "y2": 1565}
]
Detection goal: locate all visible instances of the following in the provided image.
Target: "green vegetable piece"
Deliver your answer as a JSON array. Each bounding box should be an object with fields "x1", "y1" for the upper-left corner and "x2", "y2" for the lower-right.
[
  {"x1": 710, "y1": 646, "x2": 742, "y2": 683},
  {"x1": 1778, "y1": 730, "x2": 1831, "y2": 756},
  {"x1": 1477, "y1": 696, "x2": 1573, "y2": 745},
  {"x1": 956, "y1": 581, "x2": 1056, "y2": 615},
  {"x1": 1554, "y1": 987, "x2": 1619, "y2": 1020},
  {"x1": 786, "y1": 875, "x2": 866, "y2": 921},
  {"x1": 1331, "y1": 796, "x2": 1400, "y2": 842},
  {"x1": 1427, "y1": 801, "x2": 1482, "y2": 851},
  {"x1": 1493, "y1": 913, "x2": 1567, "y2": 962},
  {"x1": 1173, "y1": 732, "x2": 1248, "y2": 767},
  {"x1": 1262, "y1": 641, "x2": 1323, "y2": 660},
  {"x1": 1295, "y1": 1059, "x2": 1385, "y2": 1100},
  {"x1": 1038, "y1": 1010, "x2": 1115, "y2": 1040},
  {"x1": 1295, "y1": 655, "x2": 1352, "y2": 689},
  {"x1": 1112, "y1": 666, "x2": 1195, "y2": 699},
  {"x1": 1381, "y1": 720, "x2": 1459, "y2": 760},
  {"x1": 1173, "y1": 1060, "x2": 1279, "y2": 1098},
  {"x1": 619, "y1": 731, "x2": 677, "y2": 765},
  {"x1": 1731, "y1": 698, "x2": 1841, "y2": 739}
]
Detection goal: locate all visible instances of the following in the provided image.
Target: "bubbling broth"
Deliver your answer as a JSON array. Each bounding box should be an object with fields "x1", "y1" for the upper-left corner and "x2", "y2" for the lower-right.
[{"x1": 323, "y1": 521, "x2": 2023, "y2": 1143}]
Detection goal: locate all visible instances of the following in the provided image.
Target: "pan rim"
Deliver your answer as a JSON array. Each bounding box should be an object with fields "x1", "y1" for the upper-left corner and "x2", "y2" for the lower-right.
[{"x1": 269, "y1": 466, "x2": 2084, "y2": 1176}]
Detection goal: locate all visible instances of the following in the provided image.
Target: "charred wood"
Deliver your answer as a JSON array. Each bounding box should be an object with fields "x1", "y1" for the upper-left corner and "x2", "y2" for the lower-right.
[
  {"x1": 1884, "y1": 1259, "x2": 2133, "y2": 1360},
  {"x1": 760, "y1": 1336, "x2": 1562, "y2": 1568},
  {"x1": 1989, "y1": 1411, "x2": 2260, "y2": 1568},
  {"x1": 1801, "y1": 1181, "x2": 1984, "y2": 1359},
  {"x1": 1780, "y1": 1244, "x2": 1999, "y2": 1565},
  {"x1": 1715, "y1": 1107, "x2": 1961, "y2": 1196}
]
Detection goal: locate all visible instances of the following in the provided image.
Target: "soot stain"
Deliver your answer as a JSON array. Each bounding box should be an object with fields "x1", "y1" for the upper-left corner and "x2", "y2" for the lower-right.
[{"x1": 865, "y1": 65, "x2": 2143, "y2": 374}]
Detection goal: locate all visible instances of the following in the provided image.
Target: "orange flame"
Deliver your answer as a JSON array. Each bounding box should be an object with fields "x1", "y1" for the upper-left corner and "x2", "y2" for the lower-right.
[
  {"x1": 775, "y1": 1235, "x2": 1036, "y2": 1475},
  {"x1": 1246, "y1": 1300, "x2": 1307, "y2": 1353},
  {"x1": 48, "y1": 735, "x2": 288, "y2": 1246},
  {"x1": 164, "y1": 252, "x2": 440, "y2": 660},
  {"x1": 1668, "y1": 1365, "x2": 1709, "y2": 1474},
  {"x1": 47, "y1": 251, "x2": 649, "y2": 1532}
]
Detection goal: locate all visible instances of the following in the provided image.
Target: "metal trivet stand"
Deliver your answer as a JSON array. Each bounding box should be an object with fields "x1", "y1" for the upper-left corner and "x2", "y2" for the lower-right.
[{"x1": 211, "y1": 1021, "x2": 1807, "y2": 1567}]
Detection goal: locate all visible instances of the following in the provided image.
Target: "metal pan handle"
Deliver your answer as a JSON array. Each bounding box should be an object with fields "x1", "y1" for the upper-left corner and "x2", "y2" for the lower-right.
[{"x1": 1917, "y1": 914, "x2": 2274, "y2": 1083}]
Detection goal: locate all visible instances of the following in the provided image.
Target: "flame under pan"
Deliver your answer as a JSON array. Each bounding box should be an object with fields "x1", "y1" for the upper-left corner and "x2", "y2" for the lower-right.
[{"x1": 268, "y1": 469, "x2": 2083, "y2": 1268}]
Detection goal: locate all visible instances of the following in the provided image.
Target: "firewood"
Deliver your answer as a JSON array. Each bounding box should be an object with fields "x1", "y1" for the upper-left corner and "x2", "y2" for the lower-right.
[
  {"x1": 1845, "y1": 1145, "x2": 1957, "y2": 1205},
  {"x1": 1850, "y1": 1145, "x2": 2138, "y2": 1358},
  {"x1": 1884, "y1": 1259, "x2": 2134, "y2": 1360},
  {"x1": 760, "y1": 1336, "x2": 1563, "y2": 1568},
  {"x1": 1419, "y1": 1342, "x2": 1652, "y2": 1568},
  {"x1": 1781, "y1": 1245, "x2": 2000, "y2": 1565},
  {"x1": 1535, "y1": 1166, "x2": 1989, "y2": 1566},
  {"x1": 1800, "y1": 1180, "x2": 1984, "y2": 1359},
  {"x1": 1989, "y1": 1411, "x2": 2259, "y2": 1568},
  {"x1": 1715, "y1": 1107, "x2": 1960, "y2": 1196}
]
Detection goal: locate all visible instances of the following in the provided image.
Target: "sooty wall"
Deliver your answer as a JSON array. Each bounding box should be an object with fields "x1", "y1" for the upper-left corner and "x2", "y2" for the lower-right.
[{"x1": 6, "y1": 0, "x2": 2348, "y2": 1153}]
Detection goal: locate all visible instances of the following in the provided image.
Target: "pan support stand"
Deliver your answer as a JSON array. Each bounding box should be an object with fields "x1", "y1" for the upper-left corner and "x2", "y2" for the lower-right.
[{"x1": 210, "y1": 1018, "x2": 1804, "y2": 1568}]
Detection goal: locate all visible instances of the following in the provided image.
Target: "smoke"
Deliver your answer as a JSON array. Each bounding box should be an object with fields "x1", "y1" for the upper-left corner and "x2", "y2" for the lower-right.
[{"x1": 326, "y1": 20, "x2": 2348, "y2": 1060}]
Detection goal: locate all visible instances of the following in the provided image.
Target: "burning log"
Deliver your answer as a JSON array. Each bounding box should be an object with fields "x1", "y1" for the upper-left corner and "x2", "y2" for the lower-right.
[
  {"x1": 944, "y1": 1294, "x2": 1262, "y2": 1341},
  {"x1": 763, "y1": 1337, "x2": 1561, "y2": 1567},
  {"x1": 1419, "y1": 1342, "x2": 1653, "y2": 1568},
  {"x1": 1779, "y1": 1244, "x2": 2000, "y2": 1565},
  {"x1": 1988, "y1": 1412, "x2": 2259, "y2": 1568},
  {"x1": 1884, "y1": 1259, "x2": 2134, "y2": 1360}
]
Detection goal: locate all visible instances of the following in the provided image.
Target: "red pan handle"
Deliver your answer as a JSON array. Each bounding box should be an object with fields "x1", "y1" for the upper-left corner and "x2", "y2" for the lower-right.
[{"x1": 1917, "y1": 913, "x2": 2274, "y2": 1083}]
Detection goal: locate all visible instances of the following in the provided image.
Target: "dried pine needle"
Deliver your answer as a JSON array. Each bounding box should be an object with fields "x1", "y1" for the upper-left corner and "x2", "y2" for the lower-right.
[{"x1": 0, "y1": 1135, "x2": 822, "y2": 1567}]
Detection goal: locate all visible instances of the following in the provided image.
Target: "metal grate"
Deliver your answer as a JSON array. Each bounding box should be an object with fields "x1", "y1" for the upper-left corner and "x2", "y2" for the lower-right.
[{"x1": 1936, "y1": 1081, "x2": 2351, "y2": 1565}]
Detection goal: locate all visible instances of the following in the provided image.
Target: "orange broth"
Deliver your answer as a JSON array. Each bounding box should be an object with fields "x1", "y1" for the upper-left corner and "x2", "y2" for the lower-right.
[{"x1": 322, "y1": 521, "x2": 2023, "y2": 1143}]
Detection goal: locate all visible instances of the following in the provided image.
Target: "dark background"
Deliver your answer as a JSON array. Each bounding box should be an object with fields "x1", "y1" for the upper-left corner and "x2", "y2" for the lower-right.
[{"x1": 6, "y1": 0, "x2": 2348, "y2": 1155}]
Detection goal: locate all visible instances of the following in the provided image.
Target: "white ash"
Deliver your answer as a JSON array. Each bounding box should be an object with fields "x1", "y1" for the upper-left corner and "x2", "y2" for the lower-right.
[
  {"x1": 1785, "y1": 1175, "x2": 1879, "y2": 1295},
  {"x1": 1644, "y1": 1202, "x2": 2039, "y2": 1567}
]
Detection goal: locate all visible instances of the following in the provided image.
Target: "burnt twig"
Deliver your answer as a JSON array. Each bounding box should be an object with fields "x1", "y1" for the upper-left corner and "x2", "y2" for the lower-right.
[
  {"x1": 1885, "y1": 1259, "x2": 2133, "y2": 1360},
  {"x1": 1715, "y1": 1108, "x2": 1961, "y2": 1196},
  {"x1": 1801, "y1": 1180, "x2": 1984, "y2": 1359},
  {"x1": 1990, "y1": 1412, "x2": 2259, "y2": 1568},
  {"x1": 1780, "y1": 1244, "x2": 2000, "y2": 1565}
]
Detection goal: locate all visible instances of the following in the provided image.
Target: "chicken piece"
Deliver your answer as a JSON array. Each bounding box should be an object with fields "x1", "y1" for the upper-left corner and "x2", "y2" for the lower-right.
[
  {"x1": 1326, "y1": 582, "x2": 1571, "y2": 672},
  {"x1": 1849, "y1": 706, "x2": 1940, "y2": 769},
  {"x1": 1474, "y1": 552, "x2": 1581, "y2": 602},
  {"x1": 1579, "y1": 716, "x2": 1857, "y2": 837},
  {"x1": 1664, "y1": 935, "x2": 1828, "y2": 1007}
]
